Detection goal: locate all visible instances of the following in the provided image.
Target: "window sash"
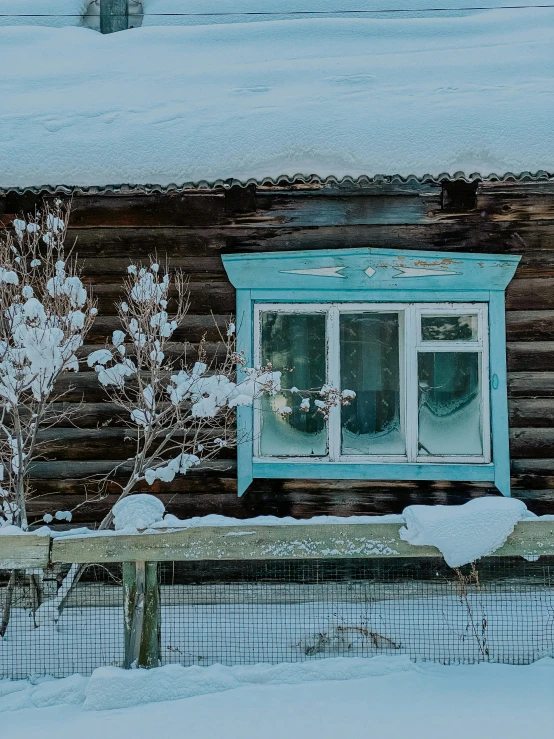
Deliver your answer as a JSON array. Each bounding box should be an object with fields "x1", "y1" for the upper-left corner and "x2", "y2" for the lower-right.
[{"x1": 254, "y1": 302, "x2": 490, "y2": 465}]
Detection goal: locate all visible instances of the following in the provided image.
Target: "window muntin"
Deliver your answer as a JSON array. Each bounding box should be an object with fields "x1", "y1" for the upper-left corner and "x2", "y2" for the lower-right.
[{"x1": 255, "y1": 302, "x2": 489, "y2": 465}]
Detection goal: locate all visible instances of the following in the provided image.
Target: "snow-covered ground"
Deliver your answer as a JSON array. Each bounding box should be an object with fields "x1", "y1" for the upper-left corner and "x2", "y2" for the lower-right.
[
  {"x1": 0, "y1": 7, "x2": 553, "y2": 187},
  {"x1": 1, "y1": 657, "x2": 553, "y2": 738}
]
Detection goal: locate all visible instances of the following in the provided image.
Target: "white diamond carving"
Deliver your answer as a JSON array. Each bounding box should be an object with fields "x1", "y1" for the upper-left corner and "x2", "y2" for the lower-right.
[
  {"x1": 364, "y1": 266, "x2": 376, "y2": 278},
  {"x1": 393, "y1": 267, "x2": 459, "y2": 278},
  {"x1": 280, "y1": 266, "x2": 347, "y2": 278}
]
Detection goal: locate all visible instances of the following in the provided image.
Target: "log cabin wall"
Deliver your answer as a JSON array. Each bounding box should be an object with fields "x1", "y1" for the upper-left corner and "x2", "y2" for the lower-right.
[{"x1": 1, "y1": 177, "x2": 553, "y2": 524}]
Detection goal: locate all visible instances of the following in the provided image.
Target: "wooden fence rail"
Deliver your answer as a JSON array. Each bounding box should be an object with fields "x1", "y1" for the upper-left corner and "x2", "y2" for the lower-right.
[
  {"x1": 1, "y1": 521, "x2": 553, "y2": 669},
  {"x1": 1, "y1": 520, "x2": 553, "y2": 570}
]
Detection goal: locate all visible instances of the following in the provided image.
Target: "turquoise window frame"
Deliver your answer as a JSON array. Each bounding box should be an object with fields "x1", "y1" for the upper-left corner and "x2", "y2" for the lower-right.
[{"x1": 222, "y1": 247, "x2": 520, "y2": 497}]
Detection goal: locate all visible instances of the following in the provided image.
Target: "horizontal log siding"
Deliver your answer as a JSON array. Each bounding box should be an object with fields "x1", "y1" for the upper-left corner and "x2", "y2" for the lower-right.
[{"x1": 2, "y1": 181, "x2": 554, "y2": 523}]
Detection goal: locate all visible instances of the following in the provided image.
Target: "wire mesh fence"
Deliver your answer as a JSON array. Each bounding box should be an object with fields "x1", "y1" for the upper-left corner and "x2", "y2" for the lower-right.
[{"x1": 1, "y1": 557, "x2": 553, "y2": 679}]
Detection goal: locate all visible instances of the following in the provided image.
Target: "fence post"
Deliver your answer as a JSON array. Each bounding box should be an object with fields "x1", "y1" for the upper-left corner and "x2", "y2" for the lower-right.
[
  {"x1": 123, "y1": 561, "x2": 160, "y2": 668},
  {"x1": 100, "y1": 0, "x2": 128, "y2": 34}
]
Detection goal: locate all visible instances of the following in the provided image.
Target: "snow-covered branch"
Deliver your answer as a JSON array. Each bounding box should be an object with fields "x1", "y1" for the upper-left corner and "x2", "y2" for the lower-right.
[
  {"x1": 0, "y1": 201, "x2": 96, "y2": 529},
  {"x1": 86, "y1": 259, "x2": 281, "y2": 528}
]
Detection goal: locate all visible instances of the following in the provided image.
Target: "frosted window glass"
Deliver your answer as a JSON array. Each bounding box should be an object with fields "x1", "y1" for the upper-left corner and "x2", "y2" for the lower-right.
[
  {"x1": 259, "y1": 312, "x2": 327, "y2": 457},
  {"x1": 340, "y1": 313, "x2": 404, "y2": 455},
  {"x1": 418, "y1": 352, "x2": 483, "y2": 456},
  {"x1": 421, "y1": 314, "x2": 478, "y2": 341}
]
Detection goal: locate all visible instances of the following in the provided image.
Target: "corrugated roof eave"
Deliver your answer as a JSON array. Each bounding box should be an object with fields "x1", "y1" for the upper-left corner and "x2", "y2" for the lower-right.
[{"x1": 1, "y1": 171, "x2": 553, "y2": 196}]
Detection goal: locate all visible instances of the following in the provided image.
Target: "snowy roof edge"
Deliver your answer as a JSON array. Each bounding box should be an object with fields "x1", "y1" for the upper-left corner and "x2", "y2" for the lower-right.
[{"x1": 1, "y1": 171, "x2": 553, "y2": 196}]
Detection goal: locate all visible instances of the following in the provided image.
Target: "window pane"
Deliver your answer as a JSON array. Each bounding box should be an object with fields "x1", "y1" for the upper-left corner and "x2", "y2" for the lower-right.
[
  {"x1": 259, "y1": 312, "x2": 327, "y2": 457},
  {"x1": 418, "y1": 352, "x2": 483, "y2": 456},
  {"x1": 421, "y1": 314, "x2": 478, "y2": 341},
  {"x1": 340, "y1": 313, "x2": 404, "y2": 455}
]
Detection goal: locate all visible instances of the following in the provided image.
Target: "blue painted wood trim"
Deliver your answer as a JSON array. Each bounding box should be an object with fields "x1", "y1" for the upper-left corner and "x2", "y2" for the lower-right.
[
  {"x1": 252, "y1": 462, "x2": 495, "y2": 482},
  {"x1": 236, "y1": 289, "x2": 253, "y2": 496},
  {"x1": 250, "y1": 289, "x2": 492, "y2": 303},
  {"x1": 489, "y1": 290, "x2": 511, "y2": 497},
  {"x1": 221, "y1": 247, "x2": 521, "y2": 497},
  {"x1": 223, "y1": 247, "x2": 520, "y2": 292}
]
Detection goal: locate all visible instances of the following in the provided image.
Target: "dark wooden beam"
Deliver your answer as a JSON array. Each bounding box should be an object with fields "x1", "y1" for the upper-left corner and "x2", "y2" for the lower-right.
[{"x1": 100, "y1": 0, "x2": 128, "y2": 34}]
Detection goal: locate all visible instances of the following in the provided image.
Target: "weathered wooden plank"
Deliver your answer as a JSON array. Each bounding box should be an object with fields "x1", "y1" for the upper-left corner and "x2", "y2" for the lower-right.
[
  {"x1": 65, "y1": 192, "x2": 440, "y2": 229},
  {"x1": 91, "y1": 281, "x2": 234, "y2": 316},
  {"x1": 508, "y1": 372, "x2": 554, "y2": 397},
  {"x1": 46, "y1": 402, "x2": 127, "y2": 427},
  {"x1": 34, "y1": 428, "x2": 134, "y2": 461},
  {"x1": 489, "y1": 519, "x2": 554, "y2": 557},
  {"x1": 506, "y1": 279, "x2": 554, "y2": 310},
  {"x1": 50, "y1": 520, "x2": 554, "y2": 564},
  {"x1": 123, "y1": 561, "x2": 159, "y2": 669},
  {"x1": 79, "y1": 257, "x2": 226, "y2": 277},
  {"x1": 5, "y1": 182, "x2": 554, "y2": 230},
  {"x1": 65, "y1": 222, "x2": 554, "y2": 263},
  {"x1": 245, "y1": 191, "x2": 440, "y2": 227},
  {"x1": 28, "y1": 458, "x2": 234, "y2": 480},
  {"x1": 508, "y1": 398, "x2": 554, "y2": 427},
  {"x1": 100, "y1": 0, "x2": 127, "y2": 34},
  {"x1": 87, "y1": 314, "x2": 230, "y2": 344},
  {"x1": 512, "y1": 458, "x2": 554, "y2": 475},
  {"x1": 53, "y1": 372, "x2": 115, "y2": 403},
  {"x1": 510, "y1": 428, "x2": 554, "y2": 459},
  {"x1": 505, "y1": 311, "x2": 554, "y2": 342},
  {"x1": 507, "y1": 342, "x2": 554, "y2": 372},
  {"x1": 477, "y1": 181, "x2": 554, "y2": 196},
  {"x1": 68, "y1": 194, "x2": 226, "y2": 228},
  {"x1": 476, "y1": 184, "x2": 554, "y2": 221},
  {"x1": 0, "y1": 535, "x2": 50, "y2": 569},
  {"x1": 77, "y1": 341, "x2": 228, "y2": 363},
  {"x1": 511, "y1": 460, "x2": 554, "y2": 495},
  {"x1": 67, "y1": 228, "x2": 227, "y2": 258},
  {"x1": 32, "y1": 429, "x2": 235, "y2": 461}
]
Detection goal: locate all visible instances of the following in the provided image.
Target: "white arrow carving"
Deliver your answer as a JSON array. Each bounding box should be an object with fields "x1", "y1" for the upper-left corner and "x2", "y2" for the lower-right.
[
  {"x1": 280, "y1": 266, "x2": 347, "y2": 278},
  {"x1": 393, "y1": 267, "x2": 459, "y2": 278}
]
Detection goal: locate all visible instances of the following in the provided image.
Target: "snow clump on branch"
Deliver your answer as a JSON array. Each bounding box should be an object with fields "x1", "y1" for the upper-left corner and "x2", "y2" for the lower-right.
[
  {"x1": 86, "y1": 261, "x2": 281, "y2": 517},
  {"x1": 0, "y1": 201, "x2": 96, "y2": 529}
]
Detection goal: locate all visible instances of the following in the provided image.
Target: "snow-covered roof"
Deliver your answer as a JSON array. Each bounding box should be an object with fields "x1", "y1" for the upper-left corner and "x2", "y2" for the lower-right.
[{"x1": 0, "y1": 5, "x2": 553, "y2": 188}]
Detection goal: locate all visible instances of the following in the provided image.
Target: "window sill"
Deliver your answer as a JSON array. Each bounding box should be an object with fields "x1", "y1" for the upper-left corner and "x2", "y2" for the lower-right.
[{"x1": 252, "y1": 460, "x2": 495, "y2": 482}]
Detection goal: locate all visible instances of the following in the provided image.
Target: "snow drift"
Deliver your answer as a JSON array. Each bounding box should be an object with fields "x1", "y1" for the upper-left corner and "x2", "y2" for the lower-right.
[
  {"x1": 0, "y1": 7, "x2": 553, "y2": 187},
  {"x1": 0, "y1": 657, "x2": 418, "y2": 712},
  {"x1": 399, "y1": 497, "x2": 532, "y2": 567},
  {"x1": 83, "y1": 657, "x2": 417, "y2": 711}
]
